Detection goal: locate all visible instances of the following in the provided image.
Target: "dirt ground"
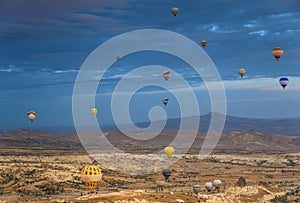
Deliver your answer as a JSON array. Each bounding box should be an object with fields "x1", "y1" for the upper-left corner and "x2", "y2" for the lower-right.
[{"x1": 0, "y1": 149, "x2": 299, "y2": 203}]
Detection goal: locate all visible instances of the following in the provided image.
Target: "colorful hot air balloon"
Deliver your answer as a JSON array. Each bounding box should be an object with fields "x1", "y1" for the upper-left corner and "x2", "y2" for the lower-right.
[
  {"x1": 27, "y1": 111, "x2": 36, "y2": 122},
  {"x1": 238, "y1": 68, "x2": 246, "y2": 78},
  {"x1": 81, "y1": 165, "x2": 102, "y2": 193},
  {"x1": 162, "y1": 70, "x2": 171, "y2": 81},
  {"x1": 91, "y1": 108, "x2": 98, "y2": 116},
  {"x1": 164, "y1": 146, "x2": 174, "y2": 158},
  {"x1": 201, "y1": 40, "x2": 207, "y2": 48},
  {"x1": 272, "y1": 47, "x2": 283, "y2": 61},
  {"x1": 279, "y1": 77, "x2": 289, "y2": 89},
  {"x1": 193, "y1": 185, "x2": 201, "y2": 195},
  {"x1": 171, "y1": 7, "x2": 179, "y2": 16},
  {"x1": 162, "y1": 98, "x2": 168, "y2": 106},
  {"x1": 162, "y1": 168, "x2": 172, "y2": 181}
]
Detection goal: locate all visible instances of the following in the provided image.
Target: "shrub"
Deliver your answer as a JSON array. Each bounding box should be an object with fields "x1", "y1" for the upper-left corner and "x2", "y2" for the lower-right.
[{"x1": 270, "y1": 194, "x2": 288, "y2": 203}]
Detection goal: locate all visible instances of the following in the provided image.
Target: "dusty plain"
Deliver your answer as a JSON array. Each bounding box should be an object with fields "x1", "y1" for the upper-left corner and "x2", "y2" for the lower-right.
[{"x1": 0, "y1": 130, "x2": 299, "y2": 203}]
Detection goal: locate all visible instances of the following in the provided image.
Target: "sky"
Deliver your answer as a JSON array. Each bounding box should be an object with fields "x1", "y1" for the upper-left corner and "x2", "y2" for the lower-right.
[{"x1": 0, "y1": 0, "x2": 300, "y2": 131}]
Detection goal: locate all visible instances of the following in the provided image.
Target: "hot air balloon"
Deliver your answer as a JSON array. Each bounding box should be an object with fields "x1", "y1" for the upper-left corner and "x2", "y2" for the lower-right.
[
  {"x1": 116, "y1": 56, "x2": 121, "y2": 60},
  {"x1": 205, "y1": 182, "x2": 213, "y2": 192},
  {"x1": 91, "y1": 108, "x2": 98, "y2": 116},
  {"x1": 162, "y1": 168, "x2": 172, "y2": 181},
  {"x1": 213, "y1": 179, "x2": 222, "y2": 189},
  {"x1": 162, "y1": 70, "x2": 171, "y2": 81},
  {"x1": 201, "y1": 40, "x2": 207, "y2": 48},
  {"x1": 171, "y1": 7, "x2": 179, "y2": 16},
  {"x1": 27, "y1": 111, "x2": 36, "y2": 122},
  {"x1": 272, "y1": 47, "x2": 283, "y2": 61},
  {"x1": 193, "y1": 185, "x2": 201, "y2": 195},
  {"x1": 238, "y1": 68, "x2": 246, "y2": 78},
  {"x1": 162, "y1": 98, "x2": 168, "y2": 106},
  {"x1": 164, "y1": 146, "x2": 174, "y2": 158},
  {"x1": 81, "y1": 165, "x2": 102, "y2": 193},
  {"x1": 279, "y1": 77, "x2": 289, "y2": 89}
]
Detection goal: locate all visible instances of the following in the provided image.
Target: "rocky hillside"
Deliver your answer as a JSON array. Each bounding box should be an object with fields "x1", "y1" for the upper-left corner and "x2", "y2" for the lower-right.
[{"x1": 2, "y1": 129, "x2": 299, "y2": 155}]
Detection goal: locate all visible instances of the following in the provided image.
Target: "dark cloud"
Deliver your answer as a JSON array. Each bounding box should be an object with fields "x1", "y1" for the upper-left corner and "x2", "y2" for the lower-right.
[
  {"x1": 0, "y1": 0, "x2": 127, "y2": 15},
  {"x1": 0, "y1": 0, "x2": 299, "y2": 71}
]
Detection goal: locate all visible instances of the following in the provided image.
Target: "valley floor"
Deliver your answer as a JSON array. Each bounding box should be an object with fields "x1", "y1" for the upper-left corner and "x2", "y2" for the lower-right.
[{"x1": 0, "y1": 149, "x2": 299, "y2": 202}]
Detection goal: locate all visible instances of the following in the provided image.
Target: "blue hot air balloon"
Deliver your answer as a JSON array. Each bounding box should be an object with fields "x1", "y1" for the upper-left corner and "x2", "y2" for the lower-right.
[{"x1": 279, "y1": 77, "x2": 289, "y2": 89}]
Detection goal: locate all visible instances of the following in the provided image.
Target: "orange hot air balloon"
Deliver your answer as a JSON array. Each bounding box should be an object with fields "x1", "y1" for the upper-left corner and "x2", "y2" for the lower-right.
[
  {"x1": 171, "y1": 7, "x2": 179, "y2": 16},
  {"x1": 272, "y1": 47, "x2": 283, "y2": 61},
  {"x1": 27, "y1": 111, "x2": 36, "y2": 122},
  {"x1": 201, "y1": 40, "x2": 207, "y2": 48}
]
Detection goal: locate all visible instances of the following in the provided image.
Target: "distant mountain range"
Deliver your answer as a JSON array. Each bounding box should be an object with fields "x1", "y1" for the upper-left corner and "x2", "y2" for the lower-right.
[
  {"x1": 1, "y1": 112, "x2": 300, "y2": 154},
  {"x1": 133, "y1": 112, "x2": 300, "y2": 136},
  {"x1": 2, "y1": 112, "x2": 299, "y2": 136},
  {"x1": 1, "y1": 129, "x2": 300, "y2": 154}
]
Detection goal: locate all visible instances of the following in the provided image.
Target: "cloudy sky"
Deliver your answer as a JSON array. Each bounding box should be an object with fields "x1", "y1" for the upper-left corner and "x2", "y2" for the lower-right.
[{"x1": 0, "y1": 0, "x2": 300, "y2": 131}]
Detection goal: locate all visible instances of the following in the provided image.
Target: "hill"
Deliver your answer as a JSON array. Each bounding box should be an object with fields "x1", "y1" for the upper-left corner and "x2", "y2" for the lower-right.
[
  {"x1": 1, "y1": 129, "x2": 299, "y2": 154},
  {"x1": 134, "y1": 112, "x2": 300, "y2": 136}
]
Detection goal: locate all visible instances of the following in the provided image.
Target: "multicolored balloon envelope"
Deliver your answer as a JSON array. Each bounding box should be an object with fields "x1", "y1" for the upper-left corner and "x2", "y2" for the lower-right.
[
  {"x1": 279, "y1": 77, "x2": 289, "y2": 89},
  {"x1": 193, "y1": 184, "x2": 201, "y2": 195},
  {"x1": 272, "y1": 47, "x2": 283, "y2": 61},
  {"x1": 27, "y1": 111, "x2": 36, "y2": 122},
  {"x1": 162, "y1": 98, "x2": 169, "y2": 105},
  {"x1": 81, "y1": 165, "x2": 102, "y2": 193}
]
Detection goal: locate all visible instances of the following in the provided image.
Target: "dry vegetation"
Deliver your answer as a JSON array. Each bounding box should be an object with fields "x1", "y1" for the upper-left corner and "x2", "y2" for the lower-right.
[{"x1": 0, "y1": 130, "x2": 299, "y2": 202}]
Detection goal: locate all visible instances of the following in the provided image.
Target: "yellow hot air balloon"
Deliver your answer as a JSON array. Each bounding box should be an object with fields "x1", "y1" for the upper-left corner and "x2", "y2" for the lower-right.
[
  {"x1": 171, "y1": 7, "x2": 179, "y2": 16},
  {"x1": 162, "y1": 70, "x2": 171, "y2": 81},
  {"x1": 238, "y1": 68, "x2": 246, "y2": 78},
  {"x1": 201, "y1": 40, "x2": 207, "y2": 48},
  {"x1": 27, "y1": 111, "x2": 36, "y2": 122},
  {"x1": 272, "y1": 47, "x2": 283, "y2": 61},
  {"x1": 164, "y1": 146, "x2": 174, "y2": 158},
  {"x1": 81, "y1": 165, "x2": 102, "y2": 193},
  {"x1": 91, "y1": 108, "x2": 98, "y2": 116}
]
